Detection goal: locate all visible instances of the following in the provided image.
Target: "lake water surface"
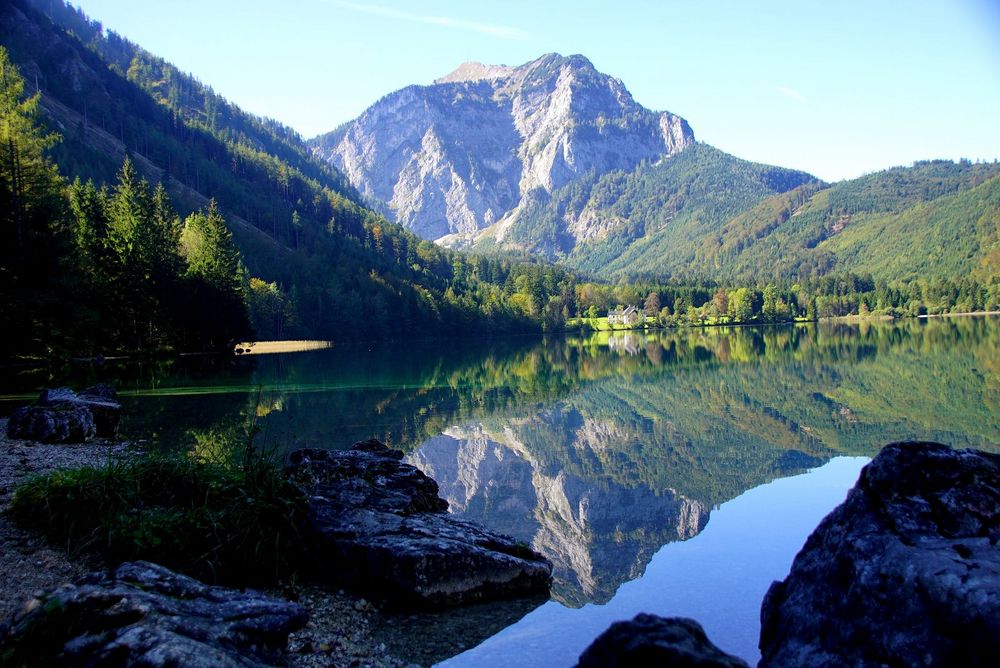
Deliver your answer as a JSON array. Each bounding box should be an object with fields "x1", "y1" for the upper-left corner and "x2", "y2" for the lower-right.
[{"x1": 2, "y1": 317, "x2": 998, "y2": 664}]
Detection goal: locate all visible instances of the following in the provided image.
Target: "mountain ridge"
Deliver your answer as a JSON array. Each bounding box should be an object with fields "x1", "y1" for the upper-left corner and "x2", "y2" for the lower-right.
[
  {"x1": 310, "y1": 53, "x2": 695, "y2": 243},
  {"x1": 311, "y1": 55, "x2": 998, "y2": 284}
]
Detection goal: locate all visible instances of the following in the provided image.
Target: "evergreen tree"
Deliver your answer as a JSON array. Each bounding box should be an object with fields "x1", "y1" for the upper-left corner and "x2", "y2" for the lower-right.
[
  {"x1": 182, "y1": 200, "x2": 245, "y2": 299},
  {"x1": 0, "y1": 46, "x2": 74, "y2": 356},
  {"x1": 69, "y1": 178, "x2": 111, "y2": 267},
  {"x1": 181, "y1": 200, "x2": 250, "y2": 346}
]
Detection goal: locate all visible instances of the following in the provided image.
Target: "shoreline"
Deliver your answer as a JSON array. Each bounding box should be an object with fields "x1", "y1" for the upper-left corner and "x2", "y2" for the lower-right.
[
  {"x1": 571, "y1": 309, "x2": 1000, "y2": 333},
  {"x1": 0, "y1": 422, "x2": 409, "y2": 667},
  {"x1": 918, "y1": 310, "x2": 1000, "y2": 319},
  {"x1": 0, "y1": 419, "x2": 133, "y2": 621}
]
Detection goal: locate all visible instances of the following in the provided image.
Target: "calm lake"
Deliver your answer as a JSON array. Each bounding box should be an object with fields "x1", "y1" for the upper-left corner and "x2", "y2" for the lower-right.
[{"x1": 2, "y1": 317, "x2": 998, "y2": 665}]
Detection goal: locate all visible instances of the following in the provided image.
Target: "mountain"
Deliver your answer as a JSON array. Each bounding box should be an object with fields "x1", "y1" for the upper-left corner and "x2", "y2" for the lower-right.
[
  {"x1": 309, "y1": 54, "x2": 817, "y2": 268},
  {"x1": 310, "y1": 53, "x2": 697, "y2": 244},
  {"x1": 1, "y1": 0, "x2": 577, "y2": 346},
  {"x1": 312, "y1": 55, "x2": 999, "y2": 284}
]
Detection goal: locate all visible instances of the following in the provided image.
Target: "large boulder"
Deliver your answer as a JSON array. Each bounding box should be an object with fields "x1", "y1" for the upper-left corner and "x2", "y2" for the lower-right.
[
  {"x1": 576, "y1": 614, "x2": 748, "y2": 668},
  {"x1": 6, "y1": 403, "x2": 96, "y2": 443},
  {"x1": 0, "y1": 561, "x2": 307, "y2": 667},
  {"x1": 286, "y1": 441, "x2": 552, "y2": 608},
  {"x1": 6, "y1": 385, "x2": 122, "y2": 443},
  {"x1": 41, "y1": 384, "x2": 122, "y2": 437},
  {"x1": 760, "y1": 441, "x2": 1000, "y2": 667},
  {"x1": 76, "y1": 383, "x2": 122, "y2": 437}
]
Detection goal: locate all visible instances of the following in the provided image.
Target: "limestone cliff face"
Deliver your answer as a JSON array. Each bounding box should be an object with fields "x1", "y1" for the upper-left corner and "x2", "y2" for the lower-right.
[
  {"x1": 311, "y1": 54, "x2": 694, "y2": 243},
  {"x1": 408, "y1": 423, "x2": 709, "y2": 607}
]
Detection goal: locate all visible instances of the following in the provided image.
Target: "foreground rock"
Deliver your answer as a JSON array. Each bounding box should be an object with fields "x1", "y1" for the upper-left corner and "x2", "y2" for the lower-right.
[
  {"x1": 576, "y1": 614, "x2": 748, "y2": 668},
  {"x1": 286, "y1": 441, "x2": 552, "y2": 608},
  {"x1": 7, "y1": 385, "x2": 122, "y2": 443},
  {"x1": 0, "y1": 560, "x2": 307, "y2": 667},
  {"x1": 760, "y1": 441, "x2": 1000, "y2": 667}
]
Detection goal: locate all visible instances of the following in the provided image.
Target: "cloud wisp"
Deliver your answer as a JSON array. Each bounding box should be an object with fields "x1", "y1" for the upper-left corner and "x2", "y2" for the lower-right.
[
  {"x1": 777, "y1": 86, "x2": 807, "y2": 103},
  {"x1": 333, "y1": 1, "x2": 530, "y2": 40}
]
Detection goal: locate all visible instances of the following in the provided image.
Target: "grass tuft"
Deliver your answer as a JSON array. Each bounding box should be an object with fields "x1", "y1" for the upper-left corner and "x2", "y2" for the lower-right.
[{"x1": 7, "y1": 446, "x2": 305, "y2": 586}]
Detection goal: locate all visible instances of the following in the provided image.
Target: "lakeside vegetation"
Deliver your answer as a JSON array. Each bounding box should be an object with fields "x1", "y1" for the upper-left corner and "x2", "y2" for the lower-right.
[
  {"x1": 564, "y1": 273, "x2": 1000, "y2": 332},
  {"x1": 7, "y1": 445, "x2": 306, "y2": 585}
]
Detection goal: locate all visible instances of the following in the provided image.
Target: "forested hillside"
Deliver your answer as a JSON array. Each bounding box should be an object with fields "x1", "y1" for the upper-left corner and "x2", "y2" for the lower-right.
[
  {"x1": 492, "y1": 150, "x2": 999, "y2": 284},
  {"x1": 0, "y1": 0, "x2": 579, "y2": 355},
  {"x1": 690, "y1": 160, "x2": 1000, "y2": 283},
  {"x1": 482, "y1": 143, "x2": 818, "y2": 272}
]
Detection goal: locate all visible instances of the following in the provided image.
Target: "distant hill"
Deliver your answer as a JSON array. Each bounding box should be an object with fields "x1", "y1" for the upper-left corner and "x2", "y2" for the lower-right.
[
  {"x1": 507, "y1": 143, "x2": 819, "y2": 274},
  {"x1": 1, "y1": 0, "x2": 577, "y2": 341},
  {"x1": 584, "y1": 158, "x2": 1000, "y2": 282}
]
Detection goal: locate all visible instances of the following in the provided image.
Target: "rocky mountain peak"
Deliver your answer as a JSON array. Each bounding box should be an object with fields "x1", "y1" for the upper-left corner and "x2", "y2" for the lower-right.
[
  {"x1": 434, "y1": 60, "x2": 515, "y2": 84},
  {"x1": 310, "y1": 54, "x2": 694, "y2": 243}
]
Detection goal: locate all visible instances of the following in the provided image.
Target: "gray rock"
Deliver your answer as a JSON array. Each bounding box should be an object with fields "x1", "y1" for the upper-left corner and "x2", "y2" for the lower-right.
[
  {"x1": 0, "y1": 561, "x2": 307, "y2": 667},
  {"x1": 286, "y1": 441, "x2": 552, "y2": 608},
  {"x1": 576, "y1": 614, "x2": 748, "y2": 667},
  {"x1": 40, "y1": 385, "x2": 122, "y2": 437},
  {"x1": 760, "y1": 441, "x2": 1000, "y2": 667},
  {"x1": 7, "y1": 402, "x2": 96, "y2": 442},
  {"x1": 311, "y1": 53, "x2": 693, "y2": 245}
]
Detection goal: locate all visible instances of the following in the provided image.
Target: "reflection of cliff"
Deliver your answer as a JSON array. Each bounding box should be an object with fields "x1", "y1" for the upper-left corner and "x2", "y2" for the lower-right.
[{"x1": 410, "y1": 426, "x2": 709, "y2": 606}]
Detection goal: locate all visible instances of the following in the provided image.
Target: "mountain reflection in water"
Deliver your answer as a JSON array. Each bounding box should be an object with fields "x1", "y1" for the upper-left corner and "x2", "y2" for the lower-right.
[{"x1": 4, "y1": 318, "x2": 996, "y2": 664}]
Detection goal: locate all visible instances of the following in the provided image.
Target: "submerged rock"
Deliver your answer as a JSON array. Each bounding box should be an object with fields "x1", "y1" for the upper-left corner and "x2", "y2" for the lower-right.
[
  {"x1": 0, "y1": 561, "x2": 307, "y2": 667},
  {"x1": 576, "y1": 614, "x2": 748, "y2": 668},
  {"x1": 286, "y1": 441, "x2": 552, "y2": 608},
  {"x1": 6, "y1": 385, "x2": 121, "y2": 443},
  {"x1": 760, "y1": 441, "x2": 1000, "y2": 667}
]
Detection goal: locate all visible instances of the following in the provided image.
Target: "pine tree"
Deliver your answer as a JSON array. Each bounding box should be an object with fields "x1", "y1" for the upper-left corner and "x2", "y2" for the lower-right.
[
  {"x1": 182, "y1": 199, "x2": 245, "y2": 298},
  {"x1": 0, "y1": 46, "x2": 74, "y2": 356},
  {"x1": 180, "y1": 200, "x2": 250, "y2": 346},
  {"x1": 69, "y1": 178, "x2": 110, "y2": 266}
]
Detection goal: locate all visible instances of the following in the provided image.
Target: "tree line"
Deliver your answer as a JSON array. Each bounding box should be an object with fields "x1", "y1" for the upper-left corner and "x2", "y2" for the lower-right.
[{"x1": 569, "y1": 273, "x2": 1000, "y2": 328}]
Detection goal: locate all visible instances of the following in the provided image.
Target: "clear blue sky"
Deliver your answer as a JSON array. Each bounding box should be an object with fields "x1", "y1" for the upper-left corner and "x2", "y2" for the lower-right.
[{"x1": 72, "y1": 0, "x2": 1000, "y2": 182}]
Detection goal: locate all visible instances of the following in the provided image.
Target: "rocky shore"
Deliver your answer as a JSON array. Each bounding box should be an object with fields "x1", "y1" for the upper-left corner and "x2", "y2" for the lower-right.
[
  {"x1": 0, "y1": 400, "x2": 553, "y2": 666},
  {"x1": 4, "y1": 405, "x2": 998, "y2": 667},
  {"x1": 0, "y1": 420, "x2": 411, "y2": 667},
  {"x1": 0, "y1": 418, "x2": 133, "y2": 621}
]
